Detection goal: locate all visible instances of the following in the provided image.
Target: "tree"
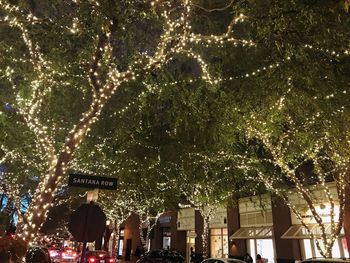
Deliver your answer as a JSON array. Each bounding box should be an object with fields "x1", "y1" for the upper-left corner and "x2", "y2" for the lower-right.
[
  {"x1": 178, "y1": 156, "x2": 233, "y2": 258},
  {"x1": 213, "y1": 82, "x2": 350, "y2": 258},
  {"x1": 184, "y1": 2, "x2": 350, "y2": 257},
  {"x1": 2, "y1": 1, "x2": 349, "y2": 257},
  {"x1": 117, "y1": 176, "x2": 167, "y2": 252},
  {"x1": 0, "y1": 0, "x2": 248, "y2": 244},
  {"x1": 242, "y1": 87, "x2": 350, "y2": 258},
  {"x1": 195, "y1": 0, "x2": 350, "y2": 257},
  {"x1": 98, "y1": 190, "x2": 131, "y2": 258}
]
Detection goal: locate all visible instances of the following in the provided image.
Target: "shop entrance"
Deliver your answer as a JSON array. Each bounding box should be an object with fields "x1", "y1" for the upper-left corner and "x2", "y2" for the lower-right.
[
  {"x1": 125, "y1": 239, "x2": 132, "y2": 261},
  {"x1": 162, "y1": 227, "x2": 171, "y2": 250},
  {"x1": 247, "y1": 239, "x2": 275, "y2": 263},
  {"x1": 210, "y1": 228, "x2": 228, "y2": 258},
  {"x1": 186, "y1": 231, "x2": 196, "y2": 263},
  {"x1": 163, "y1": 236, "x2": 171, "y2": 250}
]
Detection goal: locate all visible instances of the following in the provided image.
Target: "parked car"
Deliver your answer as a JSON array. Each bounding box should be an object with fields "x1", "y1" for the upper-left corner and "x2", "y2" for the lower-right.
[
  {"x1": 137, "y1": 249, "x2": 185, "y2": 263},
  {"x1": 79, "y1": 250, "x2": 115, "y2": 263},
  {"x1": 301, "y1": 258, "x2": 350, "y2": 263},
  {"x1": 201, "y1": 258, "x2": 246, "y2": 263},
  {"x1": 25, "y1": 246, "x2": 51, "y2": 263},
  {"x1": 61, "y1": 247, "x2": 78, "y2": 262}
]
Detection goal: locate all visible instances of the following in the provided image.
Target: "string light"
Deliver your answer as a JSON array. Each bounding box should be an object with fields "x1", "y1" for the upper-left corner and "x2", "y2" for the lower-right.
[
  {"x1": 240, "y1": 78, "x2": 350, "y2": 258},
  {"x1": 0, "y1": 0, "x2": 349, "y2": 251}
]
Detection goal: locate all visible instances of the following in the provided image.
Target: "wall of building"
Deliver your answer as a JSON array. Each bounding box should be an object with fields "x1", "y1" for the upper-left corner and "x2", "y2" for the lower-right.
[
  {"x1": 122, "y1": 213, "x2": 143, "y2": 261},
  {"x1": 151, "y1": 220, "x2": 162, "y2": 249},
  {"x1": 175, "y1": 230, "x2": 187, "y2": 257},
  {"x1": 151, "y1": 211, "x2": 179, "y2": 251},
  {"x1": 116, "y1": 186, "x2": 350, "y2": 262},
  {"x1": 195, "y1": 210, "x2": 204, "y2": 255},
  {"x1": 271, "y1": 196, "x2": 301, "y2": 263},
  {"x1": 227, "y1": 205, "x2": 245, "y2": 258}
]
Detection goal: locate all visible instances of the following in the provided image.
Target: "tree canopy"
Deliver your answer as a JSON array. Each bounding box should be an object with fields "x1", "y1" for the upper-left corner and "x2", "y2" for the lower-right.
[{"x1": 0, "y1": 0, "x2": 350, "y2": 256}]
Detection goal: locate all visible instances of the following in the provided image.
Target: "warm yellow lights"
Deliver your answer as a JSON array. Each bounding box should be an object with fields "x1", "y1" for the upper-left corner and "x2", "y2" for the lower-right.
[
  {"x1": 242, "y1": 79, "x2": 349, "y2": 258},
  {"x1": 0, "y1": 0, "x2": 256, "y2": 244},
  {"x1": 1, "y1": 0, "x2": 349, "y2": 252}
]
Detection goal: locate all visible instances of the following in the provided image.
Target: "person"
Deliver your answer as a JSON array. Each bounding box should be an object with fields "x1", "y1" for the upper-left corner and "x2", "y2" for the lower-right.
[
  {"x1": 256, "y1": 254, "x2": 265, "y2": 263},
  {"x1": 190, "y1": 247, "x2": 195, "y2": 263},
  {"x1": 162, "y1": 249, "x2": 169, "y2": 259},
  {"x1": 135, "y1": 246, "x2": 142, "y2": 259},
  {"x1": 244, "y1": 253, "x2": 253, "y2": 263}
]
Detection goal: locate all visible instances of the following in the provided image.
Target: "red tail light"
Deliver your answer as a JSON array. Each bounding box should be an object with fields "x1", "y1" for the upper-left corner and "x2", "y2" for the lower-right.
[
  {"x1": 88, "y1": 257, "x2": 96, "y2": 263},
  {"x1": 99, "y1": 253, "x2": 104, "y2": 258},
  {"x1": 109, "y1": 259, "x2": 115, "y2": 263}
]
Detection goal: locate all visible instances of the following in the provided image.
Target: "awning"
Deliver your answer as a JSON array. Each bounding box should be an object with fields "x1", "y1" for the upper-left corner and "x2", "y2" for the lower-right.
[
  {"x1": 281, "y1": 224, "x2": 345, "y2": 239},
  {"x1": 230, "y1": 227, "x2": 273, "y2": 239}
]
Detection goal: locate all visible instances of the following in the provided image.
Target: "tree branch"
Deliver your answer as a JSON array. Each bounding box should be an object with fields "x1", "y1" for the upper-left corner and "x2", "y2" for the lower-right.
[
  {"x1": 191, "y1": 0, "x2": 234, "y2": 13},
  {"x1": 89, "y1": 33, "x2": 108, "y2": 93}
]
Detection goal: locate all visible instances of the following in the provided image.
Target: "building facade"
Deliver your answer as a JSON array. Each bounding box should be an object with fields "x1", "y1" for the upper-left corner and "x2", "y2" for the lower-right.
[{"x1": 114, "y1": 186, "x2": 350, "y2": 263}]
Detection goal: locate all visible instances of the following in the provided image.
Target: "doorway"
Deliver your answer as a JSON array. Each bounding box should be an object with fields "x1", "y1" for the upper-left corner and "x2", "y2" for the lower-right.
[
  {"x1": 247, "y1": 239, "x2": 275, "y2": 263},
  {"x1": 125, "y1": 239, "x2": 132, "y2": 261},
  {"x1": 186, "y1": 231, "x2": 196, "y2": 263}
]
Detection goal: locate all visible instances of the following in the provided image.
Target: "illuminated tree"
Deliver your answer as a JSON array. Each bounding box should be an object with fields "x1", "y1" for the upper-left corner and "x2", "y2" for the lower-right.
[
  {"x1": 1, "y1": 3, "x2": 349, "y2": 258},
  {"x1": 199, "y1": 0, "x2": 350, "y2": 257},
  {"x1": 179, "y1": 158, "x2": 232, "y2": 258},
  {"x1": 213, "y1": 80, "x2": 350, "y2": 258},
  {"x1": 0, "y1": 0, "x2": 249, "y2": 245},
  {"x1": 98, "y1": 190, "x2": 131, "y2": 257},
  {"x1": 242, "y1": 85, "x2": 350, "y2": 258}
]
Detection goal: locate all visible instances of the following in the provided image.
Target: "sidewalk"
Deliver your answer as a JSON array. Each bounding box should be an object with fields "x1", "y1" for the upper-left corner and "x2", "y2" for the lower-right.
[{"x1": 115, "y1": 258, "x2": 137, "y2": 263}]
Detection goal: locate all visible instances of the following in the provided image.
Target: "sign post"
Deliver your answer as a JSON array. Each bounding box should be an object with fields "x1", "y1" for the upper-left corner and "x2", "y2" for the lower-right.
[
  {"x1": 86, "y1": 189, "x2": 99, "y2": 203},
  {"x1": 68, "y1": 202, "x2": 107, "y2": 262},
  {"x1": 80, "y1": 202, "x2": 92, "y2": 263},
  {"x1": 68, "y1": 172, "x2": 117, "y2": 261}
]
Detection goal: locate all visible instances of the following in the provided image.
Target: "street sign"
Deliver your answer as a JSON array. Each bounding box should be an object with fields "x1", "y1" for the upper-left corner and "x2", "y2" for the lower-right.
[
  {"x1": 68, "y1": 202, "x2": 107, "y2": 262},
  {"x1": 68, "y1": 203, "x2": 107, "y2": 242},
  {"x1": 68, "y1": 173, "x2": 117, "y2": 190}
]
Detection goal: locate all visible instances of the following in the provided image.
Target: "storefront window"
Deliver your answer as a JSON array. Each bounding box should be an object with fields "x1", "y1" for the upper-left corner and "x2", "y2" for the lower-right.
[
  {"x1": 163, "y1": 237, "x2": 171, "y2": 250},
  {"x1": 249, "y1": 240, "x2": 256, "y2": 260},
  {"x1": 186, "y1": 232, "x2": 196, "y2": 263},
  {"x1": 118, "y1": 229, "x2": 125, "y2": 256},
  {"x1": 332, "y1": 240, "x2": 341, "y2": 258},
  {"x1": 343, "y1": 238, "x2": 349, "y2": 258},
  {"x1": 302, "y1": 238, "x2": 347, "y2": 259},
  {"x1": 248, "y1": 239, "x2": 275, "y2": 263},
  {"x1": 210, "y1": 228, "x2": 228, "y2": 258},
  {"x1": 118, "y1": 239, "x2": 124, "y2": 256},
  {"x1": 303, "y1": 239, "x2": 312, "y2": 259},
  {"x1": 162, "y1": 227, "x2": 171, "y2": 250}
]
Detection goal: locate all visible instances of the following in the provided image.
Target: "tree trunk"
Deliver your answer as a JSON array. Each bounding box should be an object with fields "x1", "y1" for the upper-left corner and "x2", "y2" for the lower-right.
[
  {"x1": 114, "y1": 220, "x2": 121, "y2": 260},
  {"x1": 16, "y1": 86, "x2": 121, "y2": 243},
  {"x1": 201, "y1": 216, "x2": 210, "y2": 258},
  {"x1": 139, "y1": 220, "x2": 147, "y2": 251}
]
